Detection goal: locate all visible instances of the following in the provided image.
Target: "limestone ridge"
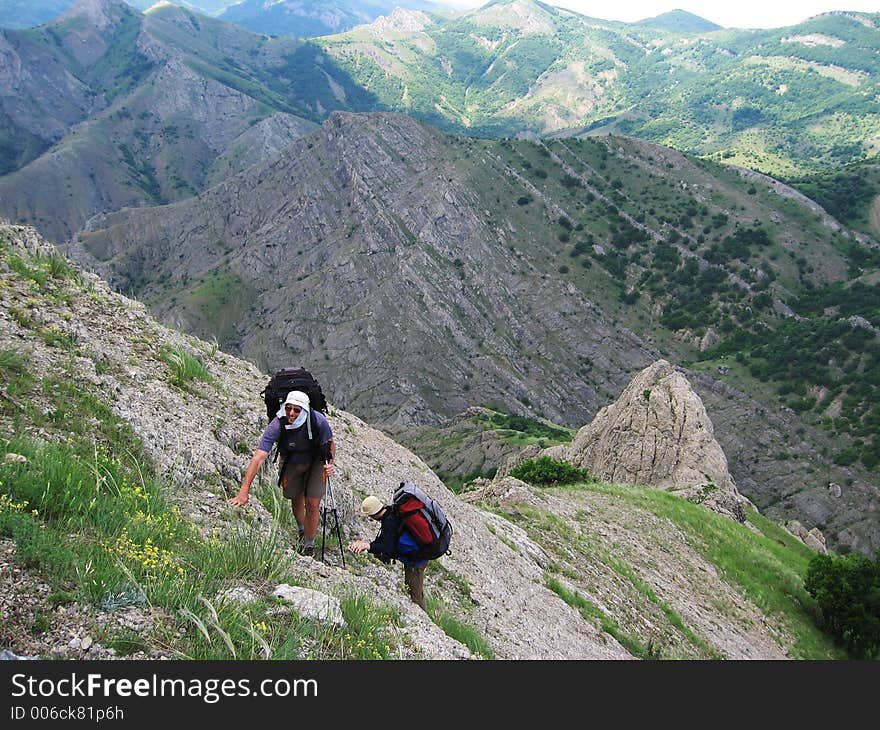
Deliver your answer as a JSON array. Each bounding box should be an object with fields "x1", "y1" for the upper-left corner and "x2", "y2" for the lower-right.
[{"x1": 508, "y1": 360, "x2": 752, "y2": 521}]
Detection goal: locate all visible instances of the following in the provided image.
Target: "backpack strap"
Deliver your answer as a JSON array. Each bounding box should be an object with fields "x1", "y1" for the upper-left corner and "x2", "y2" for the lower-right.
[
  {"x1": 274, "y1": 411, "x2": 323, "y2": 476},
  {"x1": 309, "y1": 410, "x2": 322, "y2": 460}
]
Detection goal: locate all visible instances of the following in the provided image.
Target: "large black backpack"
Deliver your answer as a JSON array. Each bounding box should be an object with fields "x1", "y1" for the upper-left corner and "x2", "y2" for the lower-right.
[{"x1": 261, "y1": 367, "x2": 328, "y2": 422}]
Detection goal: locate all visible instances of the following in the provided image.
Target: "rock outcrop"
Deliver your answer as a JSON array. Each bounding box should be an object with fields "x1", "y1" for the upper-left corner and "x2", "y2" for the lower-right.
[
  {"x1": 784, "y1": 521, "x2": 828, "y2": 554},
  {"x1": 569, "y1": 360, "x2": 749, "y2": 520},
  {"x1": 507, "y1": 360, "x2": 750, "y2": 521}
]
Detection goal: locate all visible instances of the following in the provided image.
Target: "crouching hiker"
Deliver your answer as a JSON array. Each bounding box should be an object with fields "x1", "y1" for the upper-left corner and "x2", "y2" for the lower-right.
[
  {"x1": 349, "y1": 484, "x2": 452, "y2": 611},
  {"x1": 349, "y1": 496, "x2": 428, "y2": 609},
  {"x1": 229, "y1": 390, "x2": 335, "y2": 557}
]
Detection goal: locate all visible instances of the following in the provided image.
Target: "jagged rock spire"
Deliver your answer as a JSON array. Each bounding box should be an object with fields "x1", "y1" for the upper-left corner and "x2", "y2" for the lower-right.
[{"x1": 565, "y1": 359, "x2": 749, "y2": 520}]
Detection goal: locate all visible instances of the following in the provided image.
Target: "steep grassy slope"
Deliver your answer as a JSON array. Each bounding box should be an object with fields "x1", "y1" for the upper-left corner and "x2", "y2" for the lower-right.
[{"x1": 462, "y1": 478, "x2": 847, "y2": 659}]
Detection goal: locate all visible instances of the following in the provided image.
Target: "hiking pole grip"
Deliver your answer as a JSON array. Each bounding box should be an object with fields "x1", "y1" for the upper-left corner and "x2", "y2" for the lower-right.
[{"x1": 324, "y1": 459, "x2": 337, "y2": 510}]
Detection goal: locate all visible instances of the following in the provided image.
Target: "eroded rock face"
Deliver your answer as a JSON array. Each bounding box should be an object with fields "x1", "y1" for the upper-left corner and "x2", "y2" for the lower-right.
[
  {"x1": 565, "y1": 360, "x2": 748, "y2": 521},
  {"x1": 784, "y1": 521, "x2": 828, "y2": 554}
]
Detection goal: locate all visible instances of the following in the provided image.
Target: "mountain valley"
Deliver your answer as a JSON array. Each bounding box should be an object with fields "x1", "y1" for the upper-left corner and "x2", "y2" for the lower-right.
[{"x1": 0, "y1": 0, "x2": 877, "y2": 558}]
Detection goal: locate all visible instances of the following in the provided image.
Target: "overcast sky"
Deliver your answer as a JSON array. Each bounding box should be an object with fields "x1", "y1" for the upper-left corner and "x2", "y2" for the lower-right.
[{"x1": 440, "y1": 1, "x2": 880, "y2": 29}]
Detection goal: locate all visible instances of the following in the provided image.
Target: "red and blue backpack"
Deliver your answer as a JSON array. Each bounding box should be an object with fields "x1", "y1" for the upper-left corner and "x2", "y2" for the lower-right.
[{"x1": 392, "y1": 482, "x2": 452, "y2": 560}]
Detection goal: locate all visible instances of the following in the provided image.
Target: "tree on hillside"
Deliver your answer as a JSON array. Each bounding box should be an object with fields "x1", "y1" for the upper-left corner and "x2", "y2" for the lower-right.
[{"x1": 804, "y1": 549, "x2": 880, "y2": 659}]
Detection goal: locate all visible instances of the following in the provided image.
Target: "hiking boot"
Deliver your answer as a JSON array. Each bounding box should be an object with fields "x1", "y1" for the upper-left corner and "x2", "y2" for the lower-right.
[{"x1": 301, "y1": 542, "x2": 315, "y2": 558}]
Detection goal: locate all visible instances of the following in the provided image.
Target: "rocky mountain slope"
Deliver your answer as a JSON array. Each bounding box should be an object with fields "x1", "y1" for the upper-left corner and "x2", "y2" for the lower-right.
[
  {"x1": 0, "y1": 221, "x2": 844, "y2": 659},
  {"x1": 63, "y1": 110, "x2": 880, "y2": 555},
  {"x1": 0, "y1": 0, "x2": 376, "y2": 241}
]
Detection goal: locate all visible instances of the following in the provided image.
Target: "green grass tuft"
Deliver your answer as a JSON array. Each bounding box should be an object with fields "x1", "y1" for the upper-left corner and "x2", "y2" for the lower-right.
[
  {"x1": 426, "y1": 597, "x2": 495, "y2": 659},
  {"x1": 159, "y1": 345, "x2": 213, "y2": 389}
]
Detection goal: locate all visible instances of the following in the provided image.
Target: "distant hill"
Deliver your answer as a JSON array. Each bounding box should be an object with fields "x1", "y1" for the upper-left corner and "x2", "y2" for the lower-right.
[
  {"x1": 315, "y1": 0, "x2": 880, "y2": 175},
  {"x1": 0, "y1": 0, "x2": 236, "y2": 28},
  {"x1": 634, "y1": 9, "x2": 721, "y2": 33},
  {"x1": 5, "y1": 0, "x2": 880, "y2": 182},
  {"x1": 218, "y1": 0, "x2": 440, "y2": 38}
]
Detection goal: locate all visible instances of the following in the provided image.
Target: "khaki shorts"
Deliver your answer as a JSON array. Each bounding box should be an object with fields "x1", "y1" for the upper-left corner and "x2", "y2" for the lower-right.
[{"x1": 280, "y1": 460, "x2": 326, "y2": 500}]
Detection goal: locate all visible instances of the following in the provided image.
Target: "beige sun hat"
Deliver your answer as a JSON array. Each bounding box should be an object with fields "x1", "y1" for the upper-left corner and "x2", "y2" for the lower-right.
[{"x1": 360, "y1": 496, "x2": 384, "y2": 517}]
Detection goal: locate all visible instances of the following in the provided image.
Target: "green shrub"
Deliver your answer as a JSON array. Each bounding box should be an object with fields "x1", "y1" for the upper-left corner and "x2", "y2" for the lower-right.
[
  {"x1": 106, "y1": 628, "x2": 149, "y2": 656},
  {"x1": 7, "y1": 254, "x2": 47, "y2": 287},
  {"x1": 509, "y1": 456, "x2": 591, "y2": 486},
  {"x1": 43, "y1": 252, "x2": 78, "y2": 282},
  {"x1": 804, "y1": 550, "x2": 880, "y2": 659},
  {"x1": 481, "y1": 412, "x2": 573, "y2": 443},
  {"x1": 337, "y1": 594, "x2": 400, "y2": 660},
  {"x1": 0, "y1": 509, "x2": 74, "y2": 579},
  {"x1": 0, "y1": 348, "x2": 28, "y2": 376}
]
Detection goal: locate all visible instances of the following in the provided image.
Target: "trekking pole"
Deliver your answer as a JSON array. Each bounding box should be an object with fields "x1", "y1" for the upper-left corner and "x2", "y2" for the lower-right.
[{"x1": 320, "y1": 462, "x2": 345, "y2": 567}]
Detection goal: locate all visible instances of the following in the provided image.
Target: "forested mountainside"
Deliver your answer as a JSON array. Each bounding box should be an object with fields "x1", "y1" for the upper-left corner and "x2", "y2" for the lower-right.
[{"x1": 317, "y1": 0, "x2": 880, "y2": 176}]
